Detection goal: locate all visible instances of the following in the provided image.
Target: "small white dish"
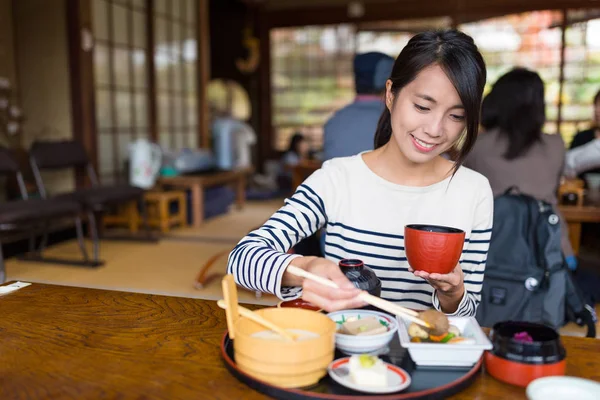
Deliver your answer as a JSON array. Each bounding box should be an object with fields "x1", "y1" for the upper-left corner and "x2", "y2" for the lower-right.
[
  {"x1": 396, "y1": 315, "x2": 492, "y2": 367},
  {"x1": 526, "y1": 376, "x2": 600, "y2": 400},
  {"x1": 327, "y1": 310, "x2": 398, "y2": 354},
  {"x1": 327, "y1": 357, "x2": 411, "y2": 394}
]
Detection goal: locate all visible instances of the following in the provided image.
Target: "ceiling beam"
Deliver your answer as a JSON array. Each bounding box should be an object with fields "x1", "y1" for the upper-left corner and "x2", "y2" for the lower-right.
[{"x1": 263, "y1": 0, "x2": 600, "y2": 28}]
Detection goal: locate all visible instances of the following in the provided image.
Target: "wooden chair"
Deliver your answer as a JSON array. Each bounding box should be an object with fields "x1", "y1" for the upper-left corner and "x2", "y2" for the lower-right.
[
  {"x1": 0, "y1": 147, "x2": 100, "y2": 283},
  {"x1": 29, "y1": 140, "x2": 155, "y2": 262}
]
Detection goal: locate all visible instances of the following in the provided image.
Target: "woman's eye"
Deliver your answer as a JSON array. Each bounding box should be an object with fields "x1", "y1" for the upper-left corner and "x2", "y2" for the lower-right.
[
  {"x1": 450, "y1": 114, "x2": 465, "y2": 121},
  {"x1": 414, "y1": 104, "x2": 429, "y2": 112}
]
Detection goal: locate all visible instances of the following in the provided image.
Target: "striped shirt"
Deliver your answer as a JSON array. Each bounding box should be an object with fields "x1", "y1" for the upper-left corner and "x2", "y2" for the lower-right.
[{"x1": 227, "y1": 154, "x2": 494, "y2": 316}]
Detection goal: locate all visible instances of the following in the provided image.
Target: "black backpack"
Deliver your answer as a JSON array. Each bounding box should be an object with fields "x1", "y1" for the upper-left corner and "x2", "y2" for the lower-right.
[{"x1": 476, "y1": 189, "x2": 595, "y2": 337}]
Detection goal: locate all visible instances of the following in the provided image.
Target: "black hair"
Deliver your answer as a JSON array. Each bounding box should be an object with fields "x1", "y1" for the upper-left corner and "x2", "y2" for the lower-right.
[
  {"x1": 373, "y1": 29, "x2": 486, "y2": 172},
  {"x1": 287, "y1": 133, "x2": 305, "y2": 155},
  {"x1": 481, "y1": 68, "x2": 545, "y2": 160},
  {"x1": 594, "y1": 89, "x2": 600, "y2": 105}
]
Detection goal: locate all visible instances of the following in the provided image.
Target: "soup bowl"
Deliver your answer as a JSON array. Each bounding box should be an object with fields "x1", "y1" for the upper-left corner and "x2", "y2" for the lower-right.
[
  {"x1": 326, "y1": 309, "x2": 398, "y2": 354},
  {"x1": 404, "y1": 224, "x2": 465, "y2": 274},
  {"x1": 232, "y1": 307, "x2": 336, "y2": 388}
]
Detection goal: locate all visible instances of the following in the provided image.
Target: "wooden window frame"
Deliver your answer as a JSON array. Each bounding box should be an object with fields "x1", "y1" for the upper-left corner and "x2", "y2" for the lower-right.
[{"x1": 67, "y1": 0, "x2": 210, "y2": 186}]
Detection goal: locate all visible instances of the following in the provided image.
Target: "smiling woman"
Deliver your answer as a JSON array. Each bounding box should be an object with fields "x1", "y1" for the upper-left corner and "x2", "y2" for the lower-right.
[{"x1": 227, "y1": 29, "x2": 493, "y2": 317}]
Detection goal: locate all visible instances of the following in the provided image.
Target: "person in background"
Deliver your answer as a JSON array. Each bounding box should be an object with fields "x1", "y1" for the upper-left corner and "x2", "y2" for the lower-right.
[
  {"x1": 277, "y1": 133, "x2": 310, "y2": 193},
  {"x1": 569, "y1": 89, "x2": 600, "y2": 179},
  {"x1": 322, "y1": 52, "x2": 394, "y2": 161},
  {"x1": 564, "y1": 138, "x2": 600, "y2": 179},
  {"x1": 464, "y1": 68, "x2": 577, "y2": 270},
  {"x1": 282, "y1": 133, "x2": 310, "y2": 169}
]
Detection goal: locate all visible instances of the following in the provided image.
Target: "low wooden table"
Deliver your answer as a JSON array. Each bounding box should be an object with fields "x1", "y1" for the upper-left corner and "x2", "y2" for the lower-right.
[
  {"x1": 1, "y1": 283, "x2": 598, "y2": 399},
  {"x1": 158, "y1": 167, "x2": 253, "y2": 228}
]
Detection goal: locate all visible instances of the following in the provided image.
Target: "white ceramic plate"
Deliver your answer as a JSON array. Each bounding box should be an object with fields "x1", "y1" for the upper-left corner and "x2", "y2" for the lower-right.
[
  {"x1": 526, "y1": 376, "x2": 600, "y2": 400},
  {"x1": 327, "y1": 357, "x2": 411, "y2": 394}
]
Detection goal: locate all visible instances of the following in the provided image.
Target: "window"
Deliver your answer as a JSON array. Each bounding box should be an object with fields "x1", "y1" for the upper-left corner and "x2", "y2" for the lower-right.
[
  {"x1": 93, "y1": 0, "x2": 150, "y2": 184},
  {"x1": 271, "y1": 25, "x2": 356, "y2": 152},
  {"x1": 92, "y1": 0, "x2": 198, "y2": 184},
  {"x1": 154, "y1": 0, "x2": 198, "y2": 151},
  {"x1": 460, "y1": 11, "x2": 563, "y2": 136},
  {"x1": 562, "y1": 9, "x2": 600, "y2": 145},
  {"x1": 270, "y1": 11, "x2": 600, "y2": 151}
]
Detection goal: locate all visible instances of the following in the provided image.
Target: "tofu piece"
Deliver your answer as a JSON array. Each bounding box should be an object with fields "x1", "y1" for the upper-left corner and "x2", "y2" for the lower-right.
[
  {"x1": 340, "y1": 316, "x2": 388, "y2": 336},
  {"x1": 348, "y1": 354, "x2": 388, "y2": 387}
]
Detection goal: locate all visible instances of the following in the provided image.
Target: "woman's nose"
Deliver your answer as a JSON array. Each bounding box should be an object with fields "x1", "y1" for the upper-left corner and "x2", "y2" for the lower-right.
[{"x1": 425, "y1": 116, "x2": 444, "y2": 138}]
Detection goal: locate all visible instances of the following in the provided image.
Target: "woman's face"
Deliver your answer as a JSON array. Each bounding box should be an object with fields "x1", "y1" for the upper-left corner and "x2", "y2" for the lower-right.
[
  {"x1": 297, "y1": 139, "x2": 310, "y2": 157},
  {"x1": 385, "y1": 64, "x2": 466, "y2": 164}
]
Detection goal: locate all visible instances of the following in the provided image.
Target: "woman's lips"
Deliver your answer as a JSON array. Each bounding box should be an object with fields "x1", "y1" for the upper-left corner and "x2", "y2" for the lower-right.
[{"x1": 410, "y1": 134, "x2": 438, "y2": 153}]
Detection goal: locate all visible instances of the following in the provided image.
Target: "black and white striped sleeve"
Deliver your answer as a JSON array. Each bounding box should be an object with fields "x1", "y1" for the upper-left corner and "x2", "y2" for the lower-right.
[
  {"x1": 432, "y1": 182, "x2": 494, "y2": 316},
  {"x1": 227, "y1": 169, "x2": 331, "y2": 300}
]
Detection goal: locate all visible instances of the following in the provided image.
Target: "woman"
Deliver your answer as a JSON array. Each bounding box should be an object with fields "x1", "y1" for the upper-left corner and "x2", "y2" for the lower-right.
[
  {"x1": 281, "y1": 133, "x2": 309, "y2": 168},
  {"x1": 277, "y1": 133, "x2": 310, "y2": 193},
  {"x1": 228, "y1": 30, "x2": 492, "y2": 315},
  {"x1": 464, "y1": 68, "x2": 576, "y2": 268}
]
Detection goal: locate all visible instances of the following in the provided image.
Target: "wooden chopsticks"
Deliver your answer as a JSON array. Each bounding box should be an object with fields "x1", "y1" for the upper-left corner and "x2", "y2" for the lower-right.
[{"x1": 286, "y1": 265, "x2": 432, "y2": 329}]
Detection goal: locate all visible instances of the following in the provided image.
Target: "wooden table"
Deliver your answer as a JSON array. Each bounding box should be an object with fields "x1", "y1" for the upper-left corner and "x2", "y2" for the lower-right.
[
  {"x1": 559, "y1": 204, "x2": 600, "y2": 255},
  {"x1": 158, "y1": 167, "x2": 253, "y2": 228},
  {"x1": 1, "y1": 283, "x2": 598, "y2": 400}
]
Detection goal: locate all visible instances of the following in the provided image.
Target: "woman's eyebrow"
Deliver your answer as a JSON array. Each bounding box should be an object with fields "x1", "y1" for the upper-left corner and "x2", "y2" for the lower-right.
[{"x1": 415, "y1": 93, "x2": 464, "y2": 110}]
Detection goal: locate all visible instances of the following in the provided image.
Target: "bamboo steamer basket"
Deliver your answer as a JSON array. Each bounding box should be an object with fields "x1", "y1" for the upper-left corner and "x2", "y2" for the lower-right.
[{"x1": 231, "y1": 307, "x2": 336, "y2": 388}]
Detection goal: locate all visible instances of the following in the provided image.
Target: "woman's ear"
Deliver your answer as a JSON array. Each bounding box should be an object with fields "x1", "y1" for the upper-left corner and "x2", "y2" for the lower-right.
[{"x1": 385, "y1": 79, "x2": 394, "y2": 111}]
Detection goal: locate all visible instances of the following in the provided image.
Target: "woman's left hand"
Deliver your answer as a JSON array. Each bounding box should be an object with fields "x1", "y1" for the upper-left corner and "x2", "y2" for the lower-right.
[
  {"x1": 409, "y1": 263, "x2": 463, "y2": 294},
  {"x1": 409, "y1": 263, "x2": 465, "y2": 312}
]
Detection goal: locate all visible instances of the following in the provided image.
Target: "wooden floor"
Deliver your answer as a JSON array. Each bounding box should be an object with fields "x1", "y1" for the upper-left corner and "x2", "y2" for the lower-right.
[{"x1": 5, "y1": 198, "x2": 598, "y2": 338}]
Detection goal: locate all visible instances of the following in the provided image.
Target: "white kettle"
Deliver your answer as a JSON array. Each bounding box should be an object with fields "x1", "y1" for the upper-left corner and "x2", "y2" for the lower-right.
[{"x1": 129, "y1": 138, "x2": 162, "y2": 189}]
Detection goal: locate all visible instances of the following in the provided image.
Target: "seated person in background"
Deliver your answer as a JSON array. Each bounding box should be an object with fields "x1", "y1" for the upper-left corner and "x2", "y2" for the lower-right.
[
  {"x1": 322, "y1": 52, "x2": 394, "y2": 161},
  {"x1": 277, "y1": 133, "x2": 310, "y2": 192},
  {"x1": 564, "y1": 138, "x2": 600, "y2": 179},
  {"x1": 569, "y1": 89, "x2": 600, "y2": 179},
  {"x1": 464, "y1": 68, "x2": 578, "y2": 270},
  {"x1": 282, "y1": 133, "x2": 309, "y2": 169}
]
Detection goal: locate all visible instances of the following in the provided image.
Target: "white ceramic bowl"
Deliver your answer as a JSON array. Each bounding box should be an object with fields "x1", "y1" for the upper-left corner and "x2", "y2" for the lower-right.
[
  {"x1": 526, "y1": 376, "x2": 600, "y2": 400},
  {"x1": 396, "y1": 315, "x2": 492, "y2": 367},
  {"x1": 327, "y1": 310, "x2": 398, "y2": 354}
]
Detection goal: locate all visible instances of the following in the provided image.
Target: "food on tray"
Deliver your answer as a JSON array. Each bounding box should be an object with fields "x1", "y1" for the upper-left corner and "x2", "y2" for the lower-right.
[
  {"x1": 408, "y1": 309, "x2": 475, "y2": 344},
  {"x1": 336, "y1": 315, "x2": 389, "y2": 336},
  {"x1": 348, "y1": 354, "x2": 388, "y2": 387},
  {"x1": 251, "y1": 329, "x2": 318, "y2": 341},
  {"x1": 513, "y1": 331, "x2": 534, "y2": 343},
  {"x1": 419, "y1": 309, "x2": 449, "y2": 336}
]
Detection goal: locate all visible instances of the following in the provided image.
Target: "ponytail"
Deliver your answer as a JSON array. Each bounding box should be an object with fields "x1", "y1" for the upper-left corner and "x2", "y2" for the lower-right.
[{"x1": 373, "y1": 108, "x2": 393, "y2": 149}]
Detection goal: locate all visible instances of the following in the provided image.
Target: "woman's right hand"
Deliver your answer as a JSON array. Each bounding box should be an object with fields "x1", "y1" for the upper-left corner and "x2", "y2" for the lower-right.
[{"x1": 284, "y1": 257, "x2": 366, "y2": 312}]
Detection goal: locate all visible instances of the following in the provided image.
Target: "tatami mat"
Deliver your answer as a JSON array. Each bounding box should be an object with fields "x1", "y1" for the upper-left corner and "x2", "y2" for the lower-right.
[{"x1": 4, "y1": 200, "x2": 285, "y2": 306}]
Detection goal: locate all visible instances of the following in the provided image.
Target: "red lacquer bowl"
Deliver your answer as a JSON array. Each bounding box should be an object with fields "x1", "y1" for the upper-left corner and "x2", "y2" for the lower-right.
[{"x1": 404, "y1": 224, "x2": 465, "y2": 275}]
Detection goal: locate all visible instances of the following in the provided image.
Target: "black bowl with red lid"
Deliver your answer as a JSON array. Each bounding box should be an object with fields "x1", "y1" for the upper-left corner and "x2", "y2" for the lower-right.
[{"x1": 484, "y1": 321, "x2": 566, "y2": 387}]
